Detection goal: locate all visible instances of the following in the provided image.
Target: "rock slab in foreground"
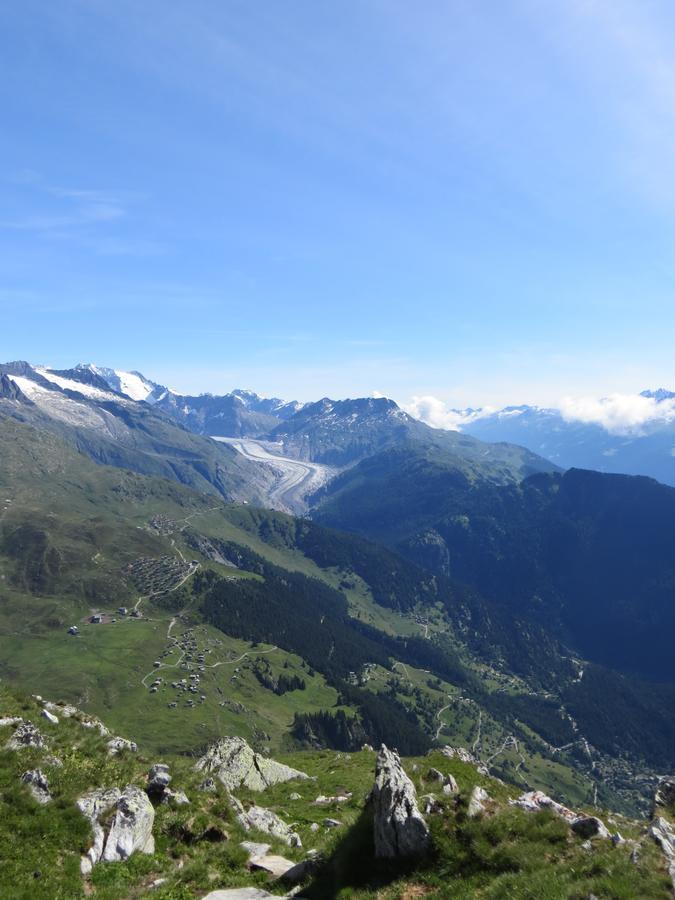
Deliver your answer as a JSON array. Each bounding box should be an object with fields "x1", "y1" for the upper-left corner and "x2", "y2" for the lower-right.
[
  {"x1": 195, "y1": 736, "x2": 308, "y2": 791},
  {"x1": 102, "y1": 785, "x2": 155, "y2": 861},
  {"x1": 371, "y1": 744, "x2": 430, "y2": 859}
]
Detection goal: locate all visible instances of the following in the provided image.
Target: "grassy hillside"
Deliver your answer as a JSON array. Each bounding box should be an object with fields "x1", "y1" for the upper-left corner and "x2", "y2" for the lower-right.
[{"x1": 0, "y1": 683, "x2": 670, "y2": 899}]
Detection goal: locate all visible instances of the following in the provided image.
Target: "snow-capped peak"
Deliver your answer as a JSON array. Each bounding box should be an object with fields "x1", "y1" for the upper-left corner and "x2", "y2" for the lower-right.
[{"x1": 76, "y1": 364, "x2": 165, "y2": 403}]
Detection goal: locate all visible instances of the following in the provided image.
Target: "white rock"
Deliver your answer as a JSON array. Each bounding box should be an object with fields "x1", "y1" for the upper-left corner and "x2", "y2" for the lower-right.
[
  {"x1": 195, "y1": 736, "x2": 307, "y2": 792},
  {"x1": 371, "y1": 744, "x2": 430, "y2": 858},
  {"x1": 41, "y1": 709, "x2": 59, "y2": 725},
  {"x1": 202, "y1": 890, "x2": 284, "y2": 900},
  {"x1": 102, "y1": 785, "x2": 155, "y2": 862},
  {"x1": 467, "y1": 785, "x2": 490, "y2": 818},
  {"x1": 107, "y1": 736, "x2": 137, "y2": 755}
]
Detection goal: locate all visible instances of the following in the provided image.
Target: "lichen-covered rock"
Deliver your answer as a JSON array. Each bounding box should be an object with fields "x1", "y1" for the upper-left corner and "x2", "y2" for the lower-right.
[
  {"x1": 21, "y1": 769, "x2": 51, "y2": 804},
  {"x1": 161, "y1": 788, "x2": 190, "y2": 806},
  {"x1": 467, "y1": 785, "x2": 490, "y2": 818},
  {"x1": 194, "y1": 736, "x2": 307, "y2": 792},
  {"x1": 107, "y1": 736, "x2": 137, "y2": 755},
  {"x1": 102, "y1": 785, "x2": 155, "y2": 862},
  {"x1": 77, "y1": 787, "x2": 123, "y2": 874},
  {"x1": 371, "y1": 744, "x2": 430, "y2": 859},
  {"x1": 242, "y1": 805, "x2": 301, "y2": 846},
  {"x1": 5, "y1": 721, "x2": 46, "y2": 751},
  {"x1": 147, "y1": 763, "x2": 171, "y2": 795}
]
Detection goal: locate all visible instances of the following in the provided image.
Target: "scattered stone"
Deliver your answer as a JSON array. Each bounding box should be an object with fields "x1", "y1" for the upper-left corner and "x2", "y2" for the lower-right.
[
  {"x1": 427, "y1": 767, "x2": 444, "y2": 782},
  {"x1": 362, "y1": 743, "x2": 374, "y2": 752},
  {"x1": 371, "y1": 744, "x2": 430, "y2": 859},
  {"x1": 442, "y1": 775, "x2": 459, "y2": 795},
  {"x1": 0, "y1": 716, "x2": 24, "y2": 727},
  {"x1": 309, "y1": 822, "x2": 320, "y2": 833},
  {"x1": 238, "y1": 804, "x2": 301, "y2": 847},
  {"x1": 21, "y1": 769, "x2": 51, "y2": 804},
  {"x1": 6, "y1": 721, "x2": 46, "y2": 751},
  {"x1": 240, "y1": 841, "x2": 271, "y2": 859},
  {"x1": 43, "y1": 755, "x2": 63, "y2": 768},
  {"x1": 581, "y1": 840, "x2": 593, "y2": 851},
  {"x1": 420, "y1": 794, "x2": 443, "y2": 815},
  {"x1": 147, "y1": 763, "x2": 171, "y2": 795},
  {"x1": 611, "y1": 832, "x2": 625, "y2": 846},
  {"x1": 42, "y1": 701, "x2": 109, "y2": 735},
  {"x1": 440, "y1": 746, "x2": 478, "y2": 764},
  {"x1": 198, "y1": 778, "x2": 217, "y2": 792},
  {"x1": 107, "y1": 736, "x2": 137, "y2": 755},
  {"x1": 467, "y1": 785, "x2": 490, "y2": 818},
  {"x1": 41, "y1": 709, "x2": 59, "y2": 725},
  {"x1": 249, "y1": 854, "x2": 296, "y2": 878},
  {"x1": 195, "y1": 737, "x2": 308, "y2": 792},
  {"x1": 161, "y1": 788, "x2": 190, "y2": 806},
  {"x1": 102, "y1": 785, "x2": 155, "y2": 862},
  {"x1": 289, "y1": 792, "x2": 302, "y2": 801},
  {"x1": 571, "y1": 816, "x2": 611, "y2": 840},
  {"x1": 324, "y1": 818, "x2": 342, "y2": 828}
]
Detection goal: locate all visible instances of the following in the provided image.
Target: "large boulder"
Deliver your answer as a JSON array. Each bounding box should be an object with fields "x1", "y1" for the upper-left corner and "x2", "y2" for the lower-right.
[
  {"x1": 102, "y1": 785, "x2": 155, "y2": 862},
  {"x1": 77, "y1": 787, "x2": 123, "y2": 874},
  {"x1": 195, "y1": 737, "x2": 307, "y2": 792},
  {"x1": 371, "y1": 744, "x2": 430, "y2": 859}
]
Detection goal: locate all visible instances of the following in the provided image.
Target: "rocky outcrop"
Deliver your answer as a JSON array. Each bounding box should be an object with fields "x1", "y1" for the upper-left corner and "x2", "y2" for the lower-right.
[
  {"x1": 21, "y1": 769, "x2": 51, "y2": 804},
  {"x1": 371, "y1": 744, "x2": 430, "y2": 859},
  {"x1": 194, "y1": 736, "x2": 308, "y2": 792},
  {"x1": 650, "y1": 777, "x2": 675, "y2": 891},
  {"x1": 5, "y1": 721, "x2": 47, "y2": 750},
  {"x1": 77, "y1": 785, "x2": 154, "y2": 873},
  {"x1": 77, "y1": 787, "x2": 123, "y2": 874},
  {"x1": 510, "y1": 790, "x2": 610, "y2": 839},
  {"x1": 41, "y1": 701, "x2": 109, "y2": 735},
  {"x1": 654, "y1": 776, "x2": 675, "y2": 815},
  {"x1": 439, "y1": 746, "x2": 489, "y2": 775},
  {"x1": 102, "y1": 785, "x2": 155, "y2": 862}
]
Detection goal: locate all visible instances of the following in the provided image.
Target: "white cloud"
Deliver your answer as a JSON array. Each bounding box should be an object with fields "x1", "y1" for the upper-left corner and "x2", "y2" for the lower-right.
[
  {"x1": 558, "y1": 392, "x2": 675, "y2": 434},
  {"x1": 403, "y1": 395, "x2": 493, "y2": 431}
]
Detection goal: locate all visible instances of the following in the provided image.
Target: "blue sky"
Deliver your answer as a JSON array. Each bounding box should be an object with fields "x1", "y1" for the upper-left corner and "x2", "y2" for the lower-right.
[{"x1": 3, "y1": 0, "x2": 675, "y2": 406}]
